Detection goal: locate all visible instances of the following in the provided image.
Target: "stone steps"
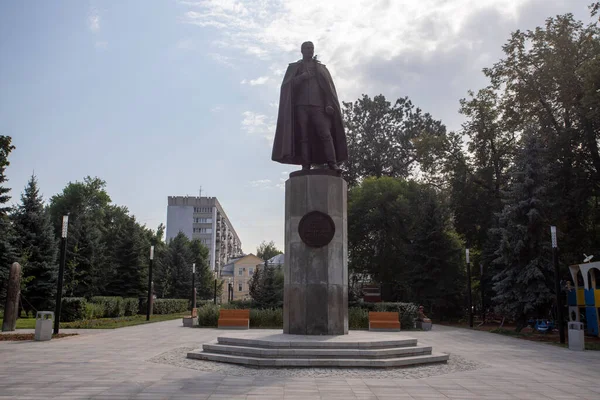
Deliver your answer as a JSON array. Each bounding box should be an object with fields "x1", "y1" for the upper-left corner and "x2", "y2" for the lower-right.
[
  {"x1": 202, "y1": 343, "x2": 433, "y2": 359},
  {"x1": 187, "y1": 334, "x2": 449, "y2": 368},
  {"x1": 187, "y1": 350, "x2": 449, "y2": 368},
  {"x1": 216, "y1": 336, "x2": 418, "y2": 349}
]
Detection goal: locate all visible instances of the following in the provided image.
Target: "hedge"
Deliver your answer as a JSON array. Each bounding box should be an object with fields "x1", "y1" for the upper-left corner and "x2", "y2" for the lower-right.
[
  {"x1": 61, "y1": 298, "x2": 87, "y2": 322},
  {"x1": 139, "y1": 298, "x2": 189, "y2": 315}
]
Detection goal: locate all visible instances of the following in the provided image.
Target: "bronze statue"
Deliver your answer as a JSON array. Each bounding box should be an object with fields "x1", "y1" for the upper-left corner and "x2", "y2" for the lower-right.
[{"x1": 272, "y1": 41, "x2": 347, "y2": 171}]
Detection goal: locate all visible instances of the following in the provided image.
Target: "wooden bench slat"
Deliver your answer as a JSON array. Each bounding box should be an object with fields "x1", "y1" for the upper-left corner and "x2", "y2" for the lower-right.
[
  {"x1": 368, "y1": 311, "x2": 400, "y2": 331},
  {"x1": 218, "y1": 309, "x2": 250, "y2": 329}
]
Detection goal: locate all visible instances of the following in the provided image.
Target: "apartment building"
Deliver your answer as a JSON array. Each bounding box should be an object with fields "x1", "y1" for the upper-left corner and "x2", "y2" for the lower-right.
[{"x1": 166, "y1": 196, "x2": 242, "y2": 274}]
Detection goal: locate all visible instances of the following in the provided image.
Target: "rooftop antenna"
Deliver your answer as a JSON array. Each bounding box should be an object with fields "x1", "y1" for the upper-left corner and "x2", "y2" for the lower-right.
[
  {"x1": 199, "y1": 186, "x2": 203, "y2": 198},
  {"x1": 583, "y1": 254, "x2": 594, "y2": 263}
]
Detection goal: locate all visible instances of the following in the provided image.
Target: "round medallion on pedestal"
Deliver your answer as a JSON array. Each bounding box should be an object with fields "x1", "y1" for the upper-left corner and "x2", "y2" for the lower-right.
[{"x1": 298, "y1": 211, "x2": 336, "y2": 248}]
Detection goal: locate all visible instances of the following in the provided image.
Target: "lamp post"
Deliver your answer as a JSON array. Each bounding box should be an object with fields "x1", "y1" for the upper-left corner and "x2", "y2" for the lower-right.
[
  {"x1": 466, "y1": 248, "x2": 473, "y2": 328},
  {"x1": 53, "y1": 215, "x2": 69, "y2": 335},
  {"x1": 480, "y1": 263, "x2": 485, "y2": 324},
  {"x1": 146, "y1": 245, "x2": 154, "y2": 321},
  {"x1": 191, "y1": 263, "x2": 196, "y2": 311},
  {"x1": 214, "y1": 277, "x2": 217, "y2": 305},
  {"x1": 228, "y1": 278, "x2": 232, "y2": 302},
  {"x1": 551, "y1": 226, "x2": 565, "y2": 344}
]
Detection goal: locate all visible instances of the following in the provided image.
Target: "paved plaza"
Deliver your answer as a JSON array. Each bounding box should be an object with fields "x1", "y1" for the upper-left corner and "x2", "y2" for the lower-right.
[{"x1": 1, "y1": 321, "x2": 599, "y2": 399}]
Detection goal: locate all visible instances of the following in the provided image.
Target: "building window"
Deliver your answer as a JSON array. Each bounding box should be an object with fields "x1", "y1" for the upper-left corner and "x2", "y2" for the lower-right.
[
  {"x1": 249, "y1": 268, "x2": 253, "y2": 276},
  {"x1": 193, "y1": 228, "x2": 213, "y2": 234},
  {"x1": 193, "y1": 207, "x2": 213, "y2": 213},
  {"x1": 194, "y1": 218, "x2": 213, "y2": 223},
  {"x1": 238, "y1": 268, "x2": 242, "y2": 276},
  {"x1": 238, "y1": 283, "x2": 243, "y2": 291}
]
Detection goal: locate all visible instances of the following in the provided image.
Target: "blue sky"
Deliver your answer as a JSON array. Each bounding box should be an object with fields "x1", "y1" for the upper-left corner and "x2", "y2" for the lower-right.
[{"x1": 0, "y1": 0, "x2": 591, "y2": 254}]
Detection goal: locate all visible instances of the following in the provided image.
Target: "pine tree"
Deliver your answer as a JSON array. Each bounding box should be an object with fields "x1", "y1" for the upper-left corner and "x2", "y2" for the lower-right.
[
  {"x1": 12, "y1": 175, "x2": 58, "y2": 314},
  {"x1": 0, "y1": 135, "x2": 16, "y2": 303},
  {"x1": 409, "y1": 187, "x2": 464, "y2": 318},
  {"x1": 248, "y1": 266, "x2": 263, "y2": 304},
  {"x1": 492, "y1": 132, "x2": 553, "y2": 330},
  {"x1": 189, "y1": 239, "x2": 212, "y2": 300},
  {"x1": 106, "y1": 216, "x2": 146, "y2": 297},
  {"x1": 158, "y1": 232, "x2": 192, "y2": 298}
]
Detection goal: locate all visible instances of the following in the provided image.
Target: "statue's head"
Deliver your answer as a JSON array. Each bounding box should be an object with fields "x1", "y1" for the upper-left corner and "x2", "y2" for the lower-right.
[{"x1": 301, "y1": 41, "x2": 314, "y2": 59}]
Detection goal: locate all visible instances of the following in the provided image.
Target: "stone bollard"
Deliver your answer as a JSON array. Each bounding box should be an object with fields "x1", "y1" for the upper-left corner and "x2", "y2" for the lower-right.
[{"x1": 2, "y1": 262, "x2": 22, "y2": 332}]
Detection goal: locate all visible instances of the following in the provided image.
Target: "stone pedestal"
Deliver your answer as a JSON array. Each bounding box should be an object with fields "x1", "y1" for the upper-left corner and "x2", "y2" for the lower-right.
[{"x1": 283, "y1": 172, "x2": 348, "y2": 335}]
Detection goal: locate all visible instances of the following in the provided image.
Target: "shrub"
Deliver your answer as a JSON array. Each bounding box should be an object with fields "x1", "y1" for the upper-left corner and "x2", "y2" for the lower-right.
[
  {"x1": 197, "y1": 304, "x2": 220, "y2": 327},
  {"x1": 84, "y1": 302, "x2": 105, "y2": 320},
  {"x1": 250, "y1": 308, "x2": 282, "y2": 328},
  {"x1": 123, "y1": 298, "x2": 139, "y2": 316},
  {"x1": 374, "y1": 302, "x2": 419, "y2": 329},
  {"x1": 90, "y1": 296, "x2": 125, "y2": 318},
  {"x1": 348, "y1": 307, "x2": 369, "y2": 329},
  {"x1": 152, "y1": 299, "x2": 189, "y2": 314},
  {"x1": 221, "y1": 300, "x2": 255, "y2": 310},
  {"x1": 61, "y1": 298, "x2": 87, "y2": 322}
]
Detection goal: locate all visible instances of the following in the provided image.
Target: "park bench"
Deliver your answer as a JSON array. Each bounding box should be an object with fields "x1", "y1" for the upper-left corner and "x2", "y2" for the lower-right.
[
  {"x1": 218, "y1": 309, "x2": 250, "y2": 329},
  {"x1": 368, "y1": 311, "x2": 400, "y2": 331},
  {"x1": 182, "y1": 308, "x2": 198, "y2": 327}
]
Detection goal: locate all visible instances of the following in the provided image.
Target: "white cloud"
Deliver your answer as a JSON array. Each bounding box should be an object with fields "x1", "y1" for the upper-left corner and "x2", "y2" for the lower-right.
[
  {"x1": 88, "y1": 12, "x2": 100, "y2": 32},
  {"x1": 249, "y1": 179, "x2": 273, "y2": 189},
  {"x1": 241, "y1": 111, "x2": 276, "y2": 143},
  {"x1": 179, "y1": 0, "x2": 533, "y2": 98},
  {"x1": 241, "y1": 76, "x2": 269, "y2": 85},
  {"x1": 208, "y1": 52, "x2": 234, "y2": 67}
]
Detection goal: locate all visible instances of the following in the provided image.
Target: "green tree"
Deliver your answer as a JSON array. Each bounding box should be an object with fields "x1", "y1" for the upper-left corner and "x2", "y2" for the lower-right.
[
  {"x1": 12, "y1": 175, "x2": 58, "y2": 313},
  {"x1": 48, "y1": 177, "x2": 111, "y2": 297},
  {"x1": 156, "y1": 232, "x2": 192, "y2": 299},
  {"x1": 104, "y1": 210, "x2": 149, "y2": 298},
  {"x1": 0, "y1": 135, "x2": 16, "y2": 303},
  {"x1": 248, "y1": 261, "x2": 283, "y2": 308},
  {"x1": 189, "y1": 238, "x2": 212, "y2": 300},
  {"x1": 256, "y1": 240, "x2": 282, "y2": 262},
  {"x1": 492, "y1": 132, "x2": 553, "y2": 330},
  {"x1": 484, "y1": 14, "x2": 600, "y2": 266},
  {"x1": 342, "y1": 94, "x2": 448, "y2": 186},
  {"x1": 348, "y1": 177, "x2": 465, "y2": 316}
]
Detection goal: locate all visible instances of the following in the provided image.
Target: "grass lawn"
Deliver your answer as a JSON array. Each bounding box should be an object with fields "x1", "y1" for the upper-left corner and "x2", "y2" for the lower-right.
[
  {"x1": 0, "y1": 317, "x2": 37, "y2": 329},
  {"x1": 1, "y1": 312, "x2": 188, "y2": 330}
]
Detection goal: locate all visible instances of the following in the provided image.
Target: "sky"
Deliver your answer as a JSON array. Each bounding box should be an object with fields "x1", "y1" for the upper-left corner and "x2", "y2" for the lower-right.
[{"x1": 0, "y1": 0, "x2": 594, "y2": 254}]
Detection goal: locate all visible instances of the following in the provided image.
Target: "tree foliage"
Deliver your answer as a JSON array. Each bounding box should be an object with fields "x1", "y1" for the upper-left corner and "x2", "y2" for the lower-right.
[
  {"x1": 154, "y1": 232, "x2": 212, "y2": 300},
  {"x1": 0, "y1": 135, "x2": 16, "y2": 303},
  {"x1": 342, "y1": 95, "x2": 448, "y2": 187},
  {"x1": 12, "y1": 175, "x2": 58, "y2": 313},
  {"x1": 256, "y1": 240, "x2": 282, "y2": 262},
  {"x1": 248, "y1": 261, "x2": 284, "y2": 309},
  {"x1": 492, "y1": 132, "x2": 553, "y2": 328},
  {"x1": 348, "y1": 177, "x2": 464, "y2": 317}
]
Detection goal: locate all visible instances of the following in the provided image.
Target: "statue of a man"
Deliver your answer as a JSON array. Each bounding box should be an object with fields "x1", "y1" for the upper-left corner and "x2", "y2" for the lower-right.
[{"x1": 272, "y1": 41, "x2": 347, "y2": 171}]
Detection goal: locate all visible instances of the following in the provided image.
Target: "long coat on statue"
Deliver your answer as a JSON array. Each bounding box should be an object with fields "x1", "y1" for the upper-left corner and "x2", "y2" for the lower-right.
[{"x1": 271, "y1": 60, "x2": 348, "y2": 165}]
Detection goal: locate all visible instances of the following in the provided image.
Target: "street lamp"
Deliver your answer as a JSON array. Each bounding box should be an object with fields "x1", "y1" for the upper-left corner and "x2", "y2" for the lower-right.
[
  {"x1": 146, "y1": 245, "x2": 154, "y2": 321},
  {"x1": 551, "y1": 226, "x2": 565, "y2": 344},
  {"x1": 54, "y1": 215, "x2": 69, "y2": 335},
  {"x1": 466, "y1": 248, "x2": 473, "y2": 328},
  {"x1": 228, "y1": 278, "x2": 232, "y2": 302},
  {"x1": 191, "y1": 263, "x2": 196, "y2": 311}
]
